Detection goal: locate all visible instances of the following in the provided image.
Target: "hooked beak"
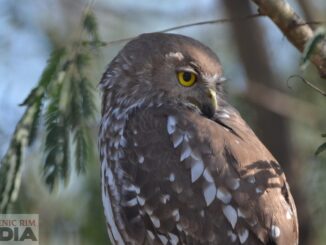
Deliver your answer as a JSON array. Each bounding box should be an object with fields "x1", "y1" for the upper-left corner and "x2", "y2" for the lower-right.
[
  {"x1": 201, "y1": 88, "x2": 218, "y2": 118},
  {"x1": 187, "y1": 88, "x2": 218, "y2": 118},
  {"x1": 208, "y1": 88, "x2": 218, "y2": 111}
]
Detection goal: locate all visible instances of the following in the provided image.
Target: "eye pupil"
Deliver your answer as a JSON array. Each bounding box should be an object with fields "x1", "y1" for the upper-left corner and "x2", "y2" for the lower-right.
[
  {"x1": 183, "y1": 72, "x2": 192, "y2": 82},
  {"x1": 177, "y1": 71, "x2": 196, "y2": 87}
]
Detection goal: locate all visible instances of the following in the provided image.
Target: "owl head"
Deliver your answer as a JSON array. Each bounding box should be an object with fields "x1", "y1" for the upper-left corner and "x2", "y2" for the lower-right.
[{"x1": 100, "y1": 33, "x2": 225, "y2": 118}]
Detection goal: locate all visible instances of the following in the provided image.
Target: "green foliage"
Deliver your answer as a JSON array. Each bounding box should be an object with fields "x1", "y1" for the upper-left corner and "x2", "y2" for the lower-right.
[
  {"x1": 82, "y1": 10, "x2": 103, "y2": 48},
  {"x1": 0, "y1": 100, "x2": 58, "y2": 212},
  {"x1": 302, "y1": 27, "x2": 326, "y2": 70},
  {"x1": 20, "y1": 48, "x2": 66, "y2": 106},
  {"x1": 27, "y1": 97, "x2": 43, "y2": 146},
  {"x1": 0, "y1": 54, "x2": 69, "y2": 209},
  {"x1": 43, "y1": 93, "x2": 69, "y2": 191},
  {"x1": 0, "y1": 8, "x2": 101, "y2": 212},
  {"x1": 83, "y1": 11, "x2": 99, "y2": 42}
]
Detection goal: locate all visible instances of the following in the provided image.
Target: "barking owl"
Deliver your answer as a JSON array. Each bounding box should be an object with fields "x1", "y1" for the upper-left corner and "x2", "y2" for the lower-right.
[{"x1": 98, "y1": 33, "x2": 298, "y2": 245}]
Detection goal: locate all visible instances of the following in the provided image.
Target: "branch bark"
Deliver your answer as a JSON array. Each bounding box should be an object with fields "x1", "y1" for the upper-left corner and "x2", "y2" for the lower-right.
[
  {"x1": 297, "y1": 0, "x2": 317, "y2": 28},
  {"x1": 251, "y1": 0, "x2": 326, "y2": 78}
]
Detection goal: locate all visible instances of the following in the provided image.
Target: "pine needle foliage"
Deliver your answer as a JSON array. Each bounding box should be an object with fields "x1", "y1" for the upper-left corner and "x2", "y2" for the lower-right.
[{"x1": 0, "y1": 9, "x2": 100, "y2": 212}]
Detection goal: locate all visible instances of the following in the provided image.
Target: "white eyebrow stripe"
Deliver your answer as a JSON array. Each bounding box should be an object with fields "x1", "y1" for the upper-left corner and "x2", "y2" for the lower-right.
[
  {"x1": 165, "y1": 52, "x2": 184, "y2": 60},
  {"x1": 203, "y1": 73, "x2": 219, "y2": 81}
]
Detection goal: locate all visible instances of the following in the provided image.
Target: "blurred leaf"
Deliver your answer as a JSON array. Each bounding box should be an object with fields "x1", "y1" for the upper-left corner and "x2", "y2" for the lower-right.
[
  {"x1": 42, "y1": 46, "x2": 98, "y2": 190},
  {"x1": 39, "y1": 48, "x2": 67, "y2": 87},
  {"x1": 75, "y1": 53, "x2": 90, "y2": 70},
  {"x1": 20, "y1": 48, "x2": 66, "y2": 106},
  {"x1": 0, "y1": 105, "x2": 40, "y2": 212},
  {"x1": 27, "y1": 98, "x2": 43, "y2": 146},
  {"x1": 74, "y1": 126, "x2": 88, "y2": 173},
  {"x1": 80, "y1": 77, "x2": 96, "y2": 119},
  {"x1": 302, "y1": 28, "x2": 326, "y2": 70},
  {"x1": 43, "y1": 93, "x2": 71, "y2": 191},
  {"x1": 315, "y1": 142, "x2": 326, "y2": 156},
  {"x1": 83, "y1": 11, "x2": 99, "y2": 42},
  {"x1": 19, "y1": 87, "x2": 42, "y2": 106},
  {"x1": 0, "y1": 7, "x2": 100, "y2": 210},
  {"x1": 69, "y1": 77, "x2": 96, "y2": 173},
  {"x1": 69, "y1": 78, "x2": 83, "y2": 128}
]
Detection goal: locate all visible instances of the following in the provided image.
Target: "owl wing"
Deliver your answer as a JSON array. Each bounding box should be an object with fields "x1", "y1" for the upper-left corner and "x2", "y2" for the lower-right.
[{"x1": 116, "y1": 105, "x2": 298, "y2": 245}]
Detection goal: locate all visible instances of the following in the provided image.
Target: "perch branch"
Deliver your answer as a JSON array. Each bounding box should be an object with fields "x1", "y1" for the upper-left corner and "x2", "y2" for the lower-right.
[{"x1": 250, "y1": 0, "x2": 326, "y2": 78}]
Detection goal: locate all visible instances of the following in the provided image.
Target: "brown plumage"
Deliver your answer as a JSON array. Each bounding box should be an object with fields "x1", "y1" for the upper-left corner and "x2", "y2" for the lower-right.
[{"x1": 98, "y1": 33, "x2": 298, "y2": 245}]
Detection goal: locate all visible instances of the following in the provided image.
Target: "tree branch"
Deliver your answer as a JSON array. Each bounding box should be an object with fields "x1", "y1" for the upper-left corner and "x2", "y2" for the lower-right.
[{"x1": 250, "y1": 0, "x2": 326, "y2": 78}]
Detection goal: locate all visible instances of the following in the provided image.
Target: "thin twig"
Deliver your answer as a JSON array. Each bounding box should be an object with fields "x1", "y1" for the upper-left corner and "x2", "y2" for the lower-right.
[
  {"x1": 102, "y1": 37, "x2": 135, "y2": 46},
  {"x1": 159, "y1": 13, "x2": 262, "y2": 33},
  {"x1": 287, "y1": 74, "x2": 326, "y2": 96},
  {"x1": 101, "y1": 13, "x2": 263, "y2": 47},
  {"x1": 84, "y1": 14, "x2": 326, "y2": 48}
]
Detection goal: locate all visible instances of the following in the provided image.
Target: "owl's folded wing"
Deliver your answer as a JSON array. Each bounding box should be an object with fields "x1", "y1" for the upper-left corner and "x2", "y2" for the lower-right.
[{"x1": 108, "y1": 106, "x2": 298, "y2": 245}]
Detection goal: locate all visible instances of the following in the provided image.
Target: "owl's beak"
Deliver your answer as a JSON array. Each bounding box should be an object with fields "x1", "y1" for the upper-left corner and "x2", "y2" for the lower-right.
[
  {"x1": 187, "y1": 88, "x2": 218, "y2": 118},
  {"x1": 208, "y1": 88, "x2": 218, "y2": 111},
  {"x1": 201, "y1": 88, "x2": 218, "y2": 118}
]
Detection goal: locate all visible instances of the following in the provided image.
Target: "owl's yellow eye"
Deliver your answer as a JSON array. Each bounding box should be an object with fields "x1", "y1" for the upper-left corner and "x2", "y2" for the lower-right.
[{"x1": 177, "y1": 71, "x2": 197, "y2": 87}]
